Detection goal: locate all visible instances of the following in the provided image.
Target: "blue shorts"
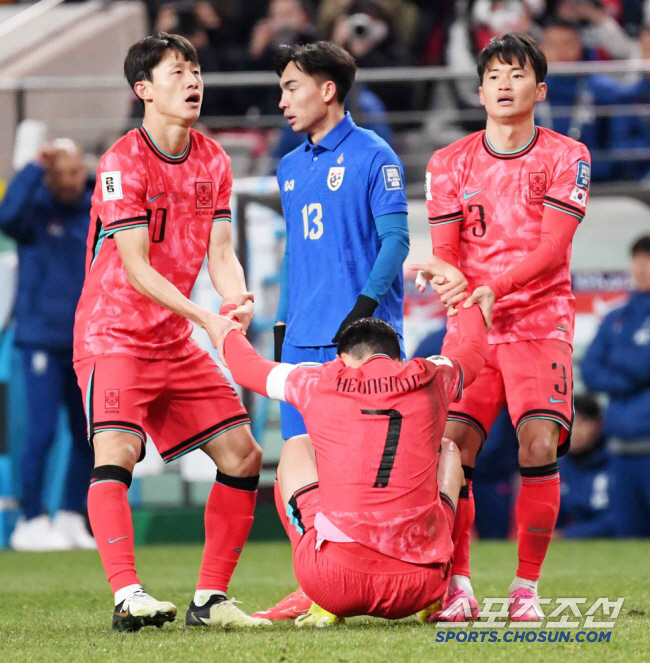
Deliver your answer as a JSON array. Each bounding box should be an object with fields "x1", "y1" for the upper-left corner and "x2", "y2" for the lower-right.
[
  {"x1": 280, "y1": 338, "x2": 406, "y2": 440},
  {"x1": 280, "y1": 344, "x2": 338, "y2": 440}
]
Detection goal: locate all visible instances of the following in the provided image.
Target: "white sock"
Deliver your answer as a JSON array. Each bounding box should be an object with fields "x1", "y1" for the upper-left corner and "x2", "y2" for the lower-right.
[
  {"x1": 114, "y1": 583, "x2": 142, "y2": 606},
  {"x1": 194, "y1": 590, "x2": 227, "y2": 607},
  {"x1": 449, "y1": 575, "x2": 474, "y2": 597},
  {"x1": 509, "y1": 576, "x2": 539, "y2": 595}
]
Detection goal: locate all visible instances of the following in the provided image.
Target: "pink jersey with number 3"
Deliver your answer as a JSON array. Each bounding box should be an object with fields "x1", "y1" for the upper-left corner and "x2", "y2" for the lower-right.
[
  {"x1": 425, "y1": 126, "x2": 590, "y2": 345},
  {"x1": 74, "y1": 127, "x2": 233, "y2": 361}
]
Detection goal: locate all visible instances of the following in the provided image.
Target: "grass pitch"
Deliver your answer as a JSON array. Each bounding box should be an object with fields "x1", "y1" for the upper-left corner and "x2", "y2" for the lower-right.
[{"x1": 0, "y1": 539, "x2": 648, "y2": 663}]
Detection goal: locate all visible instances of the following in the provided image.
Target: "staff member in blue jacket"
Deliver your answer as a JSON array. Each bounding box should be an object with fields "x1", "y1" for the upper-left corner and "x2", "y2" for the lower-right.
[
  {"x1": 0, "y1": 139, "x2": 96, "y2": 551},
  {"x1": 581, "y1": 235, "x2": 650, "y2": 538},
  {"x1": 557, "y1": 394, "x2": 613, "y2": 538}
]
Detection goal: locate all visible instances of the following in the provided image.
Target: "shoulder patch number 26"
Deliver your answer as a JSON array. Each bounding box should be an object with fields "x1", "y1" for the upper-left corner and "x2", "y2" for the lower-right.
[{"x1": 101, "y1": 171, "x2": 123, "y2": 201}]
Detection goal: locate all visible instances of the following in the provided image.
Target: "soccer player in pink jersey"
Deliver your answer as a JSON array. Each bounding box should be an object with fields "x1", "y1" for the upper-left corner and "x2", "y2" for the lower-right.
[
  {"x1": 73, "y1": 33, "x2": 271, "y2": 631},
  {"x1": 420, "y1": 33, "x2": 591, "y2": 621},
  {"x1": 218, "y1": 265, "x2": 490, "y2": 623}
]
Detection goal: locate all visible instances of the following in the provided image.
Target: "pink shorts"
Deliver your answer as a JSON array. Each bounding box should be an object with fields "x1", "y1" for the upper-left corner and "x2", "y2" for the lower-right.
[
  {"x1": 74, "y1": 349, "x2": 249, "y2": 463},
  {"x1": 286, "y1": 484, "x2": 452, "y2": 619},
  {"x1": 443, "y1": 339, "x2": 573, "y2": 456}
]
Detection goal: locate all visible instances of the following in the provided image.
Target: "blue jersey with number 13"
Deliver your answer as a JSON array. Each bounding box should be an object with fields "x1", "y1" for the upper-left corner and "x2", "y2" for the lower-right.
[{"x1": 277, "y1": 113, "x2": 408, "y2": 347}]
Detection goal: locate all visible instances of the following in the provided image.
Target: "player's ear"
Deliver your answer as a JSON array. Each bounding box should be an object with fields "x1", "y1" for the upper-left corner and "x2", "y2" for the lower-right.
[
  {"x1": 535, "y1": 82, "x2": 547, "y2": 103},
  {"x1": 478, "y1": 86, "x2": 485, "y2": 107},
  {"x1": 134, "y1": 80, "x2": 153, "y2": 103},
  {"x1": 322, "y1": 80, "x2": 338, "y2": 105}
]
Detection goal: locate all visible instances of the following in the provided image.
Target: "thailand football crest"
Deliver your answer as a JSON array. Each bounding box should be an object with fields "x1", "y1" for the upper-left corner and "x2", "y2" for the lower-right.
[{"x1": 327, "y1": 166, "x2": 345, "y2": 191}]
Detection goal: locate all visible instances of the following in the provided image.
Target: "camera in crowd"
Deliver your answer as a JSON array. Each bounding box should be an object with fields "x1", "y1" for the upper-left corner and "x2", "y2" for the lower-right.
[{"x1": 347, "y1": 12, "x2": 388, "y2": 45}]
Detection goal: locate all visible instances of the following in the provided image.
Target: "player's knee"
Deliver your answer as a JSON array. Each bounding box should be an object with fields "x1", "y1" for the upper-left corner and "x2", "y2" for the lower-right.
[
  {"x1": 231, "y1": 440, "x2": 263, "y2": 477},
  {"x1": 92, "y1": 432, "x2": 140, "y2": 472},
  {"x1": 518, "y1": 435, "x2": 556, "y2": 467}
]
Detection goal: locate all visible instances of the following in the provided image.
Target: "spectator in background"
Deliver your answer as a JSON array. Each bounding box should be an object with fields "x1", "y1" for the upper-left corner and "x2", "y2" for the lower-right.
[
  {"x1": 555, "y1": 0, "x2": 637, "y2": 59},
  {"x1": 249, "y1": 0, "x2": 318, "y2": 68},
  {"x1": 470, "y1": 0, "x2": 543, "y2": 51},
  {"x1": 319, "y1": 0, "x2": 421, "y2": 60},
  {"x1": 537, "y1": 18, "x2": 650, "y2": 180},
  {"x1": 557, "y1": 394, "x2": 614, "y2": 537},
  {"x1": 411, "y1": 0, "x2": 455, "y2": 65},
  {"x1": 330, "y1": 0, "x2": 413, "y2": 111},
  {"x1": 581, "y1": 235, "x2": 650, "y2": 538},
  {"x1": 247, "y1": 0, "x2": 320, "y2": 114},
  {"x1": 0, "y1": 140, "x2": 95, "y2": 552},
  {"x1": 607, "y1": 25, "x2": 650, "y2": 180}
]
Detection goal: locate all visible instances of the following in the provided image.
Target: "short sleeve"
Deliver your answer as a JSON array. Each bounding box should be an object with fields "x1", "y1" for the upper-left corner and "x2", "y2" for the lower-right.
[
  {"x1": 424, "y1": 355, "x2": 464, "y2": 403},
  {"x1": 425, "y1": 153, "x2": 463, "y2": 228},
  {"x1": 96, "y1": 151, "x2": 149, "y2": 237},
  {"x1": 367, "y1": 147, "x2": 408, "y2": 219},
  {"x1": 270, "y1": 363, "x2": 323, "y2": 410},
  {"x1": 543, "y1": 145, "x2": 591, "y2": 223},
  {"x1": 213, "y1": 150, "x2": 233, "y2": 222}
]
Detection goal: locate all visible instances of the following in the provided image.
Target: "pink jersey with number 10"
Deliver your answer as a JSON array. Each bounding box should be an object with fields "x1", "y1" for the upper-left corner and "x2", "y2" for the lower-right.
[{"x1": 74, "y1": 127, "x2": 233, "y2": 362}]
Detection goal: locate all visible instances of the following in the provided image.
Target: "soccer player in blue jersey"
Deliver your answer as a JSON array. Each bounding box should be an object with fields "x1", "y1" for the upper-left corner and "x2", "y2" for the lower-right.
[{"x1": 252, "y1": 41, "x2": 411, "y2": 620}]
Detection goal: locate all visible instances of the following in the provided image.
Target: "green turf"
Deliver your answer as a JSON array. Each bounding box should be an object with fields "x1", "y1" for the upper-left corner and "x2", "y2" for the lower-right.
[{"x1": 0, "y1": 540, "x2": 648, "y2": 662}]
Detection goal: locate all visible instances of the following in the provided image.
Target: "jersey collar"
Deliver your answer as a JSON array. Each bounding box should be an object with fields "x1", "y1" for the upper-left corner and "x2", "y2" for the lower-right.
[
  {"x1": 139, "y1": 124, "x2": 192, "y2": 165},
  {"x1": 304, "y1": 111, "x2": 355, "y2": 153},
  {"x1": 364, "y1": 353, "x2": 394, "y2": 363},
  {"x1": 482, "y1": 126, "x2": 539, "y2": 160}
]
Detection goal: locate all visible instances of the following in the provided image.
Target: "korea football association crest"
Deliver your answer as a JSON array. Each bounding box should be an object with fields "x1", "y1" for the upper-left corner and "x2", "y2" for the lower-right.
[
  {"x1": 195, "y1": 181, "x2": 213, "y2": 208},
  {"x1": 327, "y1": 166, "x2": 345, "y2": 191},
  {"x1": 529, "y1": 172, "x2": 547, "y2": 198}
]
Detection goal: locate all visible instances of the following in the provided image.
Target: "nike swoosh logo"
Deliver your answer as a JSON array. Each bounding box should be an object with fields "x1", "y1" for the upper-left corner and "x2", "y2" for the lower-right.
[
  {"x1": 528, "y1": 526, "x2": 552, "y2": 533},
  {"x1": 549, "y1": 396, "x2": 566, "y2": 404},
  {"x1": 463, "y1": 189, "x2": 485, "y2": 199},
  {"x1": 114, "y1": 610, "x2": 129, "y2": 618},
  {"x1": 108, "y1": 536, "x2": 128, "y2": 544},
  {"x1": 149, "y1": 193, "x2": 164, "y2": 203}
]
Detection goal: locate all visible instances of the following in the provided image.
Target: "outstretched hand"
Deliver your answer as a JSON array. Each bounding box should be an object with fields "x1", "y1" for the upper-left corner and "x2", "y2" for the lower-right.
[{"x1": 409, "y1": 257, "x2": 468, "y2": 309}]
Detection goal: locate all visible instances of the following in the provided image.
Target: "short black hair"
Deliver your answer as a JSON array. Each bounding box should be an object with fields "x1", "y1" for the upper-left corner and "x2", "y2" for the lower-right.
[
  {"x1": 631, "y1": 235, "x2": 650, "y2": 256},
  {"x1": 274, "y1": 41, "x2": 357, "y2": 103},
  {"x1": 477, "y1": 32, "x2": 548, "y2": 84},
  {"x1": 124, "y1": 32, "x2": 199, "y2": 92},
  {"x1": 337, "y1": 317, "x2": 401, "y2": 361},
  {"x1": 574, "y1": 393, "x2": 601, "y2": 420}
]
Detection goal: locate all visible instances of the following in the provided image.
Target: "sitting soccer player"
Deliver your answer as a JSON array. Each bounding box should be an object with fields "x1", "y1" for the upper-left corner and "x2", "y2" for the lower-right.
[{"x1": 219, "y1": 291, "x2": 490, "y2": 623}]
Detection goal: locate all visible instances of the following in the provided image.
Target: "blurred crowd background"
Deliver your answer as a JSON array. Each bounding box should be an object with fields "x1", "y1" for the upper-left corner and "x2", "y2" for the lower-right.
[{"x1": 0, "y1": 0, "x2": 649, "y2": 550}]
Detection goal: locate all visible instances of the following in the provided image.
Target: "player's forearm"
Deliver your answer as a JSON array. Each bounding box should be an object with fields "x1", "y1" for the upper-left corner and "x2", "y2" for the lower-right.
[
  {"x1": 486, "y1": 207, "x2": 578, "y2": 300},
  {"x1": 444, "y1": 305, "x2": 489, "y2": 387},
  {"x1": 224, "y1": 329, "x2": 277, "y2": 396},
  {"x1": 361, "y1": 221, "x2": 409, "y2": 302},
  {"x1": 125, "y1": 259, "x2": 211, "y2": 328},
  {"x1": 208, "y1": 245, "x2": 248, "y2": 301},
  {"x1": 431, "y1": 222, "x2": 460, "y2": 267}
]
